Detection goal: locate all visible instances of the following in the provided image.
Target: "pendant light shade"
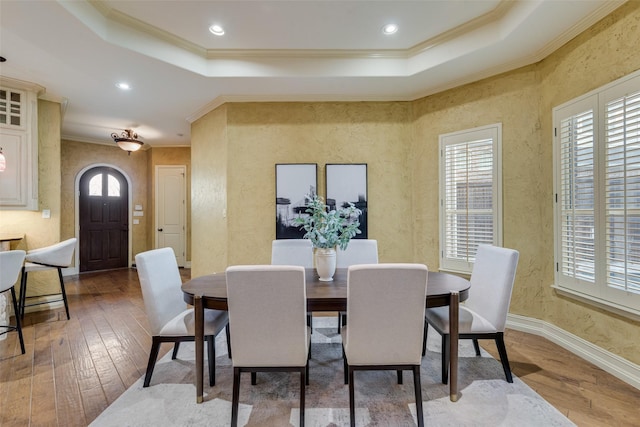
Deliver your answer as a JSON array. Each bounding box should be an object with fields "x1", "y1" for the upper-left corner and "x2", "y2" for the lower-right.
[{"x1": 111, "y1": 129, "x2": 143, "y2": 154}]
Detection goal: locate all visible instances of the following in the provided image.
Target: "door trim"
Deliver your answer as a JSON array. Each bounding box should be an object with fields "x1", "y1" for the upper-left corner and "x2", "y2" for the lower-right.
[
  {"x1": 154, "y1": 165, "x2": 187, "y2": 266},
  {"x1": 73, "y1": 163, "x2": 133, "y2": 274}
]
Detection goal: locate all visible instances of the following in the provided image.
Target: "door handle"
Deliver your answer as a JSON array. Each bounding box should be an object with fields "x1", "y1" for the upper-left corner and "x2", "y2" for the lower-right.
[{"x1": 157, "y1": 228, "x2": 163, "y2": 232}]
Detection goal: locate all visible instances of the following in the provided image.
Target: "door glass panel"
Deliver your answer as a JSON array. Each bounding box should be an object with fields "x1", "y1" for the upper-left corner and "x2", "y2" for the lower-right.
[
  {"x1": 107, "y1": 174, "x2": 120, "y2": 197},
  {"x1": 89, "y1": 174, "x2": 102, "y2": 196}
]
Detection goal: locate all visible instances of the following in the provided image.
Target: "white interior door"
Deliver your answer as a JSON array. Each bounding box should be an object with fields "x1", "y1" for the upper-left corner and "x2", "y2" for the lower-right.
[{"x1": 156, "y1": 165, "x2": 186, "y2": 266}]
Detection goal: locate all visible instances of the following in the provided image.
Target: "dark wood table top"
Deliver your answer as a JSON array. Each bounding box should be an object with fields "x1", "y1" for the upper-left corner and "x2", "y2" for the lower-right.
[{"x1": 182, "y1": 268, "x2": 470, "y2": 311}]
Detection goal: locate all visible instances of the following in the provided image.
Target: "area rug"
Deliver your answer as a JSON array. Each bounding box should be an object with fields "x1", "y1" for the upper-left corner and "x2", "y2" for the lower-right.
[{"x1": 91, "y1": 318, "x2": 574, "y2": 427}]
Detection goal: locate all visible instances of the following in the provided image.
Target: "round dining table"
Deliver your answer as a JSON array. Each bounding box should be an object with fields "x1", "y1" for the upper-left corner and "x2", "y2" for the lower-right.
[{"x1": 182, "y1": 268, "x2": 470, "y2": 403}]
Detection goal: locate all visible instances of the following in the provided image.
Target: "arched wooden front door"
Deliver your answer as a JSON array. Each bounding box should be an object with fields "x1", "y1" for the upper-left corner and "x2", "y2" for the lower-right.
[{"x1": 79, "y1": 167, "x2": 129, "y2": 272}]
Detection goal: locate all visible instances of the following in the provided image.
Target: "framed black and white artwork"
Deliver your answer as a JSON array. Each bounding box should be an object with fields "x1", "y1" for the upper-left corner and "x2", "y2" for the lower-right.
[
  {"x1": 325, "y1": 163, "x2": 368, "y2": 239},
  {"x1": 275, "y1": 163, "x2": 317, "y2": 239}
]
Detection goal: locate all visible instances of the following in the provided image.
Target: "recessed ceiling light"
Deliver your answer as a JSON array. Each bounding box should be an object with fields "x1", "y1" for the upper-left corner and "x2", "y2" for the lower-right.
[
  {"x1": 209, "y1": 24, "x2": 225, "y2": 36},
  {"x1": 116, "y1": 82, "x2": 131, "y2": 90},
  {"x1": 382, "y1": 24, "x2": 398, "y2": 35}
]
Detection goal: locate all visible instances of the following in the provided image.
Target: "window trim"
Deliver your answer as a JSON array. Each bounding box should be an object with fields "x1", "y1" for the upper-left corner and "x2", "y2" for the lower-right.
[
  {"x1": 438, "y1": 123, "x2": 503, "y2": 274},
  {"x1": 553, "y1": 68, "x2": 640, "y2": 315}
]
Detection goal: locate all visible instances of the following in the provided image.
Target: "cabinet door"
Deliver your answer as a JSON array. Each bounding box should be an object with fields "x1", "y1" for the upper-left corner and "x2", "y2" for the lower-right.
[
  {"x1": 0, "y1": 129, "x2": 29, "y2": 206},
  {"x1": 0, "y1": 81, "x2": 39, "y2": 210}
]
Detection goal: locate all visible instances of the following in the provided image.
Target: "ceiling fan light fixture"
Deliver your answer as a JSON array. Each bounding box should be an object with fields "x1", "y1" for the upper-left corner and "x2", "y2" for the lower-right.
[{"x1": 111, "y1": 129, "x2": 143, "y2": 155}]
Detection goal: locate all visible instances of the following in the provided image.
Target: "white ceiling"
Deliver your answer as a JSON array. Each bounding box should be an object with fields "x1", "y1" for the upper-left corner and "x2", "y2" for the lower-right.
[{"x1": 0, "y1": 0, "x2": 625, "y2": 148}]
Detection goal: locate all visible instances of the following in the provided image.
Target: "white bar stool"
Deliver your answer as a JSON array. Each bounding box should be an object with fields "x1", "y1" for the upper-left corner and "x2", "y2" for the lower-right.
[{"x1": 19, "y1": 238, "x2": 77, "y2": 320}]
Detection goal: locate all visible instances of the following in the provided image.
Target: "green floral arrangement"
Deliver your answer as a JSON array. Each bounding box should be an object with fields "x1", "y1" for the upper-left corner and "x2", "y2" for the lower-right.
[{"x1": 294, "y1": 194, "x2": 362, "y2": 250}]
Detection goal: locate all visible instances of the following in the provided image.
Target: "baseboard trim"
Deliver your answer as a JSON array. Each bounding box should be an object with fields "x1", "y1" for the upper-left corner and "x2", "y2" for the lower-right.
[
  {"x1": 507, "y1": 313, "x2": 640, "y2": 390},
  {"x1": 63, "y1": 266, "x2": 78, "y2": 276}
]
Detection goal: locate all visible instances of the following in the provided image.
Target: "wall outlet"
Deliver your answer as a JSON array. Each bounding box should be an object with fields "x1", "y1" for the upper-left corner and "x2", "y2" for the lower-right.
[{"x1": 42, "y1": 209, "x2": 51, "y2": 219}]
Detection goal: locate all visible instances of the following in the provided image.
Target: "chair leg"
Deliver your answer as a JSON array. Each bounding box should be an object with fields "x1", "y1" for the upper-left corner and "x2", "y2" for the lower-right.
[
  {"x1": 251, "y1": 372, "x2": 257, "y2": 385},
  {"x1": 422, "y1": 320, "x2": 428, "y2": 356},
  {"x1": 143, "y1": 337, "x2": 161, "y2": 387},
  {"x1": 495, "y1": 333, "x2": 513, "y2": 383},
  {"x1": 19, "y1": 267, "x2": 27, "y2": 319},
  {"x1": 231, "y1": 367, "x2": 241, "y2": 427},
  {"x1": 342, "y1": 347, "x2": 348, "y2": 384},
  {"x1": 10, "y1": 286, "x2": 25, "y2": 354},
  {"x1": 397, "y1": 370, "x2": 403, "y2": 384},
  {"x1": 413, "y1": 366, "x2": 424, "y2": 427},
  {"x1": 225, "y1": 324, "x2": 232, "y2": 359},
  {"x1": 172, "y1": 342, "x2": 180, "y2": 359},
  {"x1": 442, "y1": 334, "x2": 450, "y2": 385},
  {"x1": 472, "y1": 338, "x2": 481, "y2": 356},
  {"x1": 348, "y1": 367, "x2": 355, "y2": 427},
  {"x1": 300, "y1": 368, "x2": 306, "y2": 427},
  {"x1": 57, "y1": 267, "x2": 70, "y2": 320},
  {"x1": 305, "y1": 363, "x2": 310, "y2": 386},
  {"x1": 207, "y1": 335, "x2": 216, "y2": 386},
  {"x1": 306, "y1": 349, "x2": 310, "y2": 385}
]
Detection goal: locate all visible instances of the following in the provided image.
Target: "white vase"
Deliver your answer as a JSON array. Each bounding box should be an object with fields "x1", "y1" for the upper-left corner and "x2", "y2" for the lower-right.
[{"x1": 315, "y1": 247, "x2": 337, "y2": 281}]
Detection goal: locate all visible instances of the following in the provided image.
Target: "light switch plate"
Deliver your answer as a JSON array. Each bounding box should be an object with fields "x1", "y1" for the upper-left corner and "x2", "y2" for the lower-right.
[
  {"x1": 42, "y1": 209, "x2": 51, "y2": 219},
  {"x1": 133, "y1": 211, "x2": 143, "y2": 217}
]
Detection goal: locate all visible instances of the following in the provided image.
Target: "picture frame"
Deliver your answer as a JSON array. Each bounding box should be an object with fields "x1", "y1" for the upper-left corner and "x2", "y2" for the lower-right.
[
  {"x1": 325, "y1": 163, "x2": 368, "y2": 239},
  {"x1": 275, "y1": 163, "x2": 317, "y2": 239}
]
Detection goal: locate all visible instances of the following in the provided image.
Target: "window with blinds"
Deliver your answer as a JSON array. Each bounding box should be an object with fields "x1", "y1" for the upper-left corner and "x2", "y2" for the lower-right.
[
  {"x1": 439, "y1": 124, "x2": 502, "y2": 274},
  {"x1": 558, "y1": 108, "x2": 595, "y2": 284},
  {"x1": 553, "y1": 70, "x2": 640, "y2": 314},
  {"x1": 604, "y1": 90, "x2": 640, "y2": 294}
]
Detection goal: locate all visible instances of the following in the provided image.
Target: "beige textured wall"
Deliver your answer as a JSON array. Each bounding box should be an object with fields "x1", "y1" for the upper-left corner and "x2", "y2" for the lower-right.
[
  {"x1": 410, "y1": 1, "x2": 640, "y2": 364},
  {"x1": 225, "y1": 102, "x2": 413, "y2": 266},
  {"x1": 190, "y1": 3, "x2": 640, "y2": 365},
  {"x1": 61, "y1": 140, "x2": 149, "y2": 263},
  {"x1": 533, "y1": 1, "x2": 640, "y2": 363},
  {"x1": 0, "y1": 100, "x2": 62, "y2": 295},
  {"x1": 411, "y1": 67, "x2": 542, "y2": 272},
  {"x1": 147, "y1": 147, "x2": 191, "y2": 261},
  {"x1": 191, "y1": 105, "x2": 229, "y2": 276}
]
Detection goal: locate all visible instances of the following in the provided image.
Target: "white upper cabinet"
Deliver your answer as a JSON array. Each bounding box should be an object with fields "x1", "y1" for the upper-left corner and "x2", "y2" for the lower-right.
[{"x1": 0, "y1": 77, "x2": 43, "y2": 211}]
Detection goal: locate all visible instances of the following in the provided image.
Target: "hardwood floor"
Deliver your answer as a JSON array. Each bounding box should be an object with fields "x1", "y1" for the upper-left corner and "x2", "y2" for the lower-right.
[{"x1": 1, "y1": 268, "x2": 638, "y2": 426}]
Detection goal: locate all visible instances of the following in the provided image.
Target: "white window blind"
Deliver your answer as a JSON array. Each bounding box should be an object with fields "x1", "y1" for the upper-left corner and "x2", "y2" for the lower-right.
[
  {"x1": 439, "y1": 124, "x2": 502, "y2": 274},
  {"x1": 559, "y1": 108, "x2": 595, "y2": 284},
  {"x1": 553, "y1": 69, "x2": 640, "y2": 315},
  {"x1": 604, "y1": 90, "x2": 640, "y2": 293}
]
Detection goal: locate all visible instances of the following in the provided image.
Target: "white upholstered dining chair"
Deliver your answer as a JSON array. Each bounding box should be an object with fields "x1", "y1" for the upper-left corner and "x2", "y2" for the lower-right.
[
  {"x1": 135, "y1": 247, "x2": 230, "y2": 388},
  {"x1": 271, "y1": 239, "x2": 313, "y2": 267},
  {"x1": 335, "y1": 239, "x2": 378, "y2": 331},
  {"x1": 19, "y1": 238, "x2": 77, "y2": 320},
  {"x1": 0, "y1": 250, "x2": 27, "y2": 354},
  {"x1": 336, "y1": 239, "x2": 379, "y2": 268},
  {"x1": 341, "y1": 263, "x2": 428, "y2": 427},
  {"x1": 226, "y1": 265, "x2": 310, "y2": 427},
  {"x1": 423, "y1": 244, "x2": 519, "y2": 383},
  {"x1": 271, "y1": 238, "x2": 315, "y2": 330}
]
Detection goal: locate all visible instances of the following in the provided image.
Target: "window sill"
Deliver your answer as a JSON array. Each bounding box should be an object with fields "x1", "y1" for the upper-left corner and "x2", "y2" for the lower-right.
[
  {"x1": 551, "y1": 284, "x2": 640, "y2": 322},
  {"x1": 437, "y1": 267, "x2": 471, "y2": 279}
]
